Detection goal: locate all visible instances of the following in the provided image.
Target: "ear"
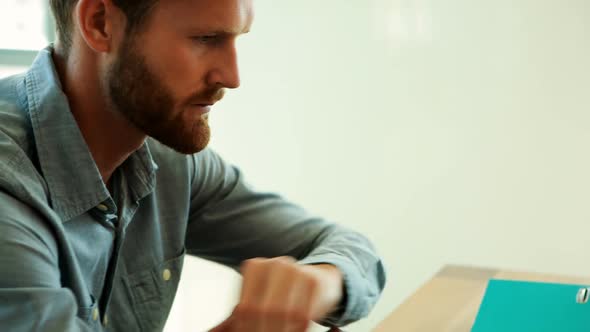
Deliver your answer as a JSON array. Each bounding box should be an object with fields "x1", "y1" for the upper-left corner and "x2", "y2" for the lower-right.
[{"x1": 75, "y1": 0, "x2": 121, "y2": 53}]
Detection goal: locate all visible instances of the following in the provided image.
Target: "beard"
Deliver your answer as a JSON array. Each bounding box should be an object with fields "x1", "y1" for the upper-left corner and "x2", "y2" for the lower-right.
[{"x1": 107, "y1": 37, "x2": 222, "y2": 154}]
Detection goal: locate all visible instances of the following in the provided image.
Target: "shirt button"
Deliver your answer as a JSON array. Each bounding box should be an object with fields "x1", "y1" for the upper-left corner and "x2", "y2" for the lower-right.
[
  {"x1": 92, "y1": 308, "x2": 99, "y2": 321},
  {"x1": 96, "y1": 204, "x2": 109, "y2": 212},
  {"x1": 162, "y1": 269, "x2": 172, "y2": 281}
]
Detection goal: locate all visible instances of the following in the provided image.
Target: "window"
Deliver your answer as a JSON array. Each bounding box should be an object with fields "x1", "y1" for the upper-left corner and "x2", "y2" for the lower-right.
[
  {"x1": 0, "y1": 0, "x2": 54, "y2": 67},
  {"x1": 0, "y1": 0, "x2": 50, "y2": 50},
  {"x1": 0, "y1": 65, "x2": 28, "y2": 78}
]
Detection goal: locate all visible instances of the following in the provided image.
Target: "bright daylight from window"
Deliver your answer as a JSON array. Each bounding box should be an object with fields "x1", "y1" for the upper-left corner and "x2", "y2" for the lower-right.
[{"x1": 0, "y1": 0, "x2": 48, "y2": 50}]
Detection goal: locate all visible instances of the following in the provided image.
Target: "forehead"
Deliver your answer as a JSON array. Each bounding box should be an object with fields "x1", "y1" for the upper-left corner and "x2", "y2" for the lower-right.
[{"x1": 151, "y1": 0, "x2": 254, "y2": 33}]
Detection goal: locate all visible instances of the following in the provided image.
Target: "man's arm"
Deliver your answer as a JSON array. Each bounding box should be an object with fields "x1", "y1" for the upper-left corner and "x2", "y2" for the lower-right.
[
  {"x1": 0, "y1": 191, "x2": 93, "y2": 331},
  {"x1": 185, "y1": 149, "x2": 386, "y2": 327}
]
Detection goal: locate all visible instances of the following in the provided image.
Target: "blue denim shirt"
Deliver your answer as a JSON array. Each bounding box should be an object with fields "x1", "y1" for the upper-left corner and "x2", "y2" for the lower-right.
[{"x1": 0, "y1": 47, "x2": 386, "y2": 331}]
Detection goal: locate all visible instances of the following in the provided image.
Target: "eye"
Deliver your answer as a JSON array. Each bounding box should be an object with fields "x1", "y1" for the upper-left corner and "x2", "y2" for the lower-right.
[{"x1": 192, "y1": 35, "x2": 220, "y2": 45}]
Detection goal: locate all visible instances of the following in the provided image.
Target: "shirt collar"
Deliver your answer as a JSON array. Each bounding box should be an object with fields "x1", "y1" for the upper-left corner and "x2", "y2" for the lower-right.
[{"x1": 24, "y1": 46, "x2": 158, "y2": 221}]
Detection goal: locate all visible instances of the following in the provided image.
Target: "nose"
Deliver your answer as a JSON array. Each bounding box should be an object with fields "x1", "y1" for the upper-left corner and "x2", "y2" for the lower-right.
[{"x1": 206, "y1": 41, "x2": 241, "y2": 89}]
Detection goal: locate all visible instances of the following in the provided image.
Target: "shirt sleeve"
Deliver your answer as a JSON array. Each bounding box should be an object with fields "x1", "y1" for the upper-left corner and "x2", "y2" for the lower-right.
[
  {"x1": 0, "y1": 191, "x2": 94, "y2": 331},
  {"x1": 184, "y1": 149, "x2": 387, "y2": 326}
]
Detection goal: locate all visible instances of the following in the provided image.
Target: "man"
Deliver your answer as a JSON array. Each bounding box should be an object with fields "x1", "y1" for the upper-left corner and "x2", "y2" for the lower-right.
[{"x1": 0, "y1": 0, "x2": 386, "y2": 331}]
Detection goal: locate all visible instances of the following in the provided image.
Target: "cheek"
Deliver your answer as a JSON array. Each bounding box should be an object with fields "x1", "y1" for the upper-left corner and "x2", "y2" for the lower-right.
[{"x1": 153, "y1": 44, "x2": 210, "y2": 97}]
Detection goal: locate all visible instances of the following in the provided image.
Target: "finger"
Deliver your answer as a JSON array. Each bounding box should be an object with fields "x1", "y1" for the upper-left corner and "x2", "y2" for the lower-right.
[
  {"x1": 283, "y1": 269, "x2": 317, "y2": 332},
  {"x1": 237, "y1": 258, "x2": 271, "y2": 331},
  {"x1": 265, "y1": 257, "x2": 315, "y2": 332},
  {"x1": 259, "y1": 257, "x2": 299, "y2": 332},
  {"x1": 239, "y1": 258, "x2": 269, "y2": 306},
  {"x1": 208, "y1": 315, "x2": 234, "y2": 332}
]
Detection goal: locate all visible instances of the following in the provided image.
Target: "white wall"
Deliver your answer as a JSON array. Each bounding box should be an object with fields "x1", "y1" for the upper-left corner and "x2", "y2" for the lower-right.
[{"x1": 170, "y1": 0, "x2": 590, "y2": 331}]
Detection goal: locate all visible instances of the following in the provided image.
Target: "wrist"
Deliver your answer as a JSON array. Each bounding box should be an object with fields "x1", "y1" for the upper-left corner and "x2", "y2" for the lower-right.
[{"x1": 304, "y1": 263, "x2": 345, "y2": 318}]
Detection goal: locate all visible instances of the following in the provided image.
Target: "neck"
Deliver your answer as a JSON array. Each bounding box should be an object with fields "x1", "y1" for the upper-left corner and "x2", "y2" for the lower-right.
[{"x1": 52, "y1": 46, "x2": 146, "y2": 185}]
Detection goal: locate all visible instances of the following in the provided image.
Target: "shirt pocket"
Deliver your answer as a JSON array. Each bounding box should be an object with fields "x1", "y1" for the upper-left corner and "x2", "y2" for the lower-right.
[{"x1": 123, "y1": 249, "x2": 185, "y2": 332}]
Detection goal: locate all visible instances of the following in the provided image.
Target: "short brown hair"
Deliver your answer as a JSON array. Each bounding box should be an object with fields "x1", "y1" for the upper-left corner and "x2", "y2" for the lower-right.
[{"x1": 49, "y1": 0, "x2": 159, "y2": 53}]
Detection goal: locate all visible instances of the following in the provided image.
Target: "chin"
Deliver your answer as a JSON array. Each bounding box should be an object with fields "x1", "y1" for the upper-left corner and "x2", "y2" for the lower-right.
[
  {"x1": 161, "y1": 135, "x2": 210, "y2": 154},
  {"x1": 167, "y1": 131, "x2": 211, "y2": 155},
  {"x1": 142, "y1": 116, "x2": 211, "y2": 154}
]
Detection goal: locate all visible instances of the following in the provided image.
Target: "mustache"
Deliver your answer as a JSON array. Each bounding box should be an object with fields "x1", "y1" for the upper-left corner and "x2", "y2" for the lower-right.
[{"x1": 186, "y1": 88, "x2": 226, "y2": 105}]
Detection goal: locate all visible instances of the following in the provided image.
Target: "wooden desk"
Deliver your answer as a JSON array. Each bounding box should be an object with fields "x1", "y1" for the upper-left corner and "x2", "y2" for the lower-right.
[{"x1": 373, "y1": 265, "x2": 590, "y2": 332}]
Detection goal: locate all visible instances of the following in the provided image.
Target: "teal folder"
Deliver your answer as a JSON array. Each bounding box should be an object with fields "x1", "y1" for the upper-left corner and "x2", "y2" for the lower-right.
[{"x1": 471, "y1": 279, "x2": 590, "y2": 332}]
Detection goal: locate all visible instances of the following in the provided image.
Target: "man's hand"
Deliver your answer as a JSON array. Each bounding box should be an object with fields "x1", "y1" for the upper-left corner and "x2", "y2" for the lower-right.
[{"x1": 210, "y1": 256, "x2": 344, "y2": 332}]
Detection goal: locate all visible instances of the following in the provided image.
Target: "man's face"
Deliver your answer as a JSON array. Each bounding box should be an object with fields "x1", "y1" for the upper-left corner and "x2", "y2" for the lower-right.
[{"x1": 107, "y1": 0, "x2": 253, "y2": 154}]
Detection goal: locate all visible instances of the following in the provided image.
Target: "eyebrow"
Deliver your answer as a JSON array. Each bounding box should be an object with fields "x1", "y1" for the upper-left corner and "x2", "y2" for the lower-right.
[{"x1": 188, "y1": 28, "x2": 250, "y2": 38}]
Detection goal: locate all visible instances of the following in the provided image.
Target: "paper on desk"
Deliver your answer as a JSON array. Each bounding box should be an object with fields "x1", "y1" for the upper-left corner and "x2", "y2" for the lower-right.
[{"x1": 471, "y1": 279, "x2": 590, "y2": 332}]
